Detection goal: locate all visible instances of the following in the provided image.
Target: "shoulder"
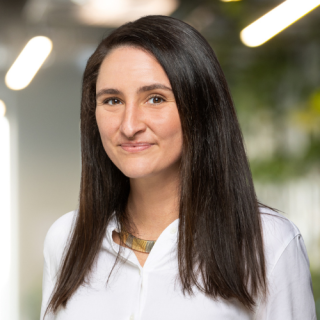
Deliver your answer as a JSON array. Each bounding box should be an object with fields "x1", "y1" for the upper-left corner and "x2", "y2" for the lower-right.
[
  {"x1": 258, "y1": 206, "x2": 301, "y2": 274},
  {"x1": 255, "y1": 207, "x2": 316, "y2": 318},
  {"x1": 43, "y1": 210, "x2": 78, "y2": 279}
]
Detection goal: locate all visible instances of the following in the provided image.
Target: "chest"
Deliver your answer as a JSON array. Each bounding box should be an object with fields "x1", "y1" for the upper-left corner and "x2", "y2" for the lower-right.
[
  {"x1": 54, "y1": 250, "x2": 253, "y2": 320},
  {"x1": 132, "y1": 251, "x2": 148, "y2": 267}
]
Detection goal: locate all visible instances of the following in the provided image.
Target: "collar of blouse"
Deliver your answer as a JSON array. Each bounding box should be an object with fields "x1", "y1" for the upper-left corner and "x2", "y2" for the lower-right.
[{"x1": 102, "y1": 213, "x2": 179, "y2": 272}]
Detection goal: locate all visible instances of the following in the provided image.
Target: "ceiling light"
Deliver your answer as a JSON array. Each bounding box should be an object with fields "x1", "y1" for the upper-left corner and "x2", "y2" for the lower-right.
[
  {"x1": 5, "y1": 36, "x2": 52, "y2": 90},
  {"x1": 240, "y1": 0, "x2": 320, "y2": 47},
  {"x1": 76, "y1": 0, "x2": 179, "y2": 27}
]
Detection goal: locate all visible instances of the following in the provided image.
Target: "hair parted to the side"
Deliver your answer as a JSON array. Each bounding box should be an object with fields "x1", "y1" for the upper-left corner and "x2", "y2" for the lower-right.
[{"x1": 44, "y1": 14, "x2": 273, "y2": 318}]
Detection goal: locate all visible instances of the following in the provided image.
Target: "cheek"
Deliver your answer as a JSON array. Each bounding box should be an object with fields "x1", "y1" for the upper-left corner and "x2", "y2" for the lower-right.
[
  {"x1": 96, "y1": 110, "x2": 118, "y2": 152},
  {"x1": 153, "y1": 108, "x2": 183, "y2": 151}
]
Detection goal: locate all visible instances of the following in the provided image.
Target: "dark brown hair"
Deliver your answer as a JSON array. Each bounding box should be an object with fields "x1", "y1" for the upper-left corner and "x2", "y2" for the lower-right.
[{"x1": 45, "y1": 14, "x2": 271, "y2": 317}]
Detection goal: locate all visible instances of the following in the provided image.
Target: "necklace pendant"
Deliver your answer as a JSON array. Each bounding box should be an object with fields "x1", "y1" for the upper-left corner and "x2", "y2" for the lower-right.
[{"x1": 121, "y1": 230, "x2": 156, "y2": 253}]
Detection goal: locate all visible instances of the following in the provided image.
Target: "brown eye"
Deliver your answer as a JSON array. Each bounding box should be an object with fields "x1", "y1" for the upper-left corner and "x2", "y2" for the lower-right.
[
  {"x1": 104, "y1": 98, "x2": 122, "y2": 105},
  {"x1": 148, "y1": 96, "x2": 164, "y2": 104}
]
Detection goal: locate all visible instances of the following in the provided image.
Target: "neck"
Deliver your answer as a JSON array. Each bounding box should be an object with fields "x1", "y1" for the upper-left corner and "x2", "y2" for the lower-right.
[{"x1": 125, "y1": 166, "x2": 180, "y2": 240}]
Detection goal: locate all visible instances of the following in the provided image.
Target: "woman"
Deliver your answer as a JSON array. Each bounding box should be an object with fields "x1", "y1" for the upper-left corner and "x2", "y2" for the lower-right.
[{"x1": 40, "y1": 15, "x2": 316, "y2": 319}]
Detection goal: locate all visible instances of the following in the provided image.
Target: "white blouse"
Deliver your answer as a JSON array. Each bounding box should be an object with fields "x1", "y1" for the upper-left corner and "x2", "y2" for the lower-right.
[{"x1": 40, "y1": 207, "x2": 316, "y2": 320}]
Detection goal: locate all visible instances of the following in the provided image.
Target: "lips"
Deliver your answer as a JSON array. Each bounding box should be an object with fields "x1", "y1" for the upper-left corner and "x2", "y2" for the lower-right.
[
  {"x1": 121, "y1": 143, "x2": 153, "y2": 147},
  {"x1": 120, "y1": 143, "x2": 154, "y2": 153}
]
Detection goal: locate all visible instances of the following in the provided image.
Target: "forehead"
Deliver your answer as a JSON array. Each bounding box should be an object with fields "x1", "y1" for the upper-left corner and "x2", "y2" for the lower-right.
[{"x1": 96, "y1": 46, "x2": 171, "y2": 89}]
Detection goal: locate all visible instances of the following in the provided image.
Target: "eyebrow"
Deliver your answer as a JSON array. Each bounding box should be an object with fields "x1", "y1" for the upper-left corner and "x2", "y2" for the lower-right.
[{"x1": 96, "y1": 83, "x2": 172, "y2": 99}]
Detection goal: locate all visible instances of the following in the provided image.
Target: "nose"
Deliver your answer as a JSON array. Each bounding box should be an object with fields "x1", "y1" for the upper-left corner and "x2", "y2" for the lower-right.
[{"x1": 119, "y1": 101, "x2": 147, "y2": 139}]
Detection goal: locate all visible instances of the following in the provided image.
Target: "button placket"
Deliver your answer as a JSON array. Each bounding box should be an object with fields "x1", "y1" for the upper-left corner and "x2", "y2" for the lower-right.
[
  {"x1": 129, "y1": 267, "x2": 143, "y2": 320},
  {"x1": 137, "y1": 270, "x2": 149, "y2": 320}
]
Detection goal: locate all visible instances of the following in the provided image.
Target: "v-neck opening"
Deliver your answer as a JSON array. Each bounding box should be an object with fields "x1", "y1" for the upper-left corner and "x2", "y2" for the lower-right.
[{"x1": 107, "y1": 216, "x2": 179, "y2": 270}]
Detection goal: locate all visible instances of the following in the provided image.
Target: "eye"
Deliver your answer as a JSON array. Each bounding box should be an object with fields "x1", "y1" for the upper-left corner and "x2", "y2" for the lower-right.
[
  {"x1": 103, "y1": 98, "x2": 122, "y2": 105},
  {"x1": 148, "y1": 95, "x2": 165, "y2": 104}
]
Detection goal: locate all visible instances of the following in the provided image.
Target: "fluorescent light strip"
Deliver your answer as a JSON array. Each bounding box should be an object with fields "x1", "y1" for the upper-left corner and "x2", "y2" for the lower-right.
[
  {"x1": 5, "y1": 36, "x2": 52, "y2": 90},
  {"x1": 240, "y1": 0, "x2": 320, "y2": 47},
  {"x1": 77, "y1": 0, "x2": 178, "y2": 27}
]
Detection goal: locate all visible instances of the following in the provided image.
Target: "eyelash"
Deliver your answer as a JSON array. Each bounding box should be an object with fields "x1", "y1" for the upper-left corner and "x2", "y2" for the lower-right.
[
  {"x1": 103, "y1": 98, "x2": 122, "y2": 105},
  {"x1": 102, "y1": 95, "x2": 165, "y2": 106},
  {"x1": 148, "y1": 95, "x2": 165, "y2": 104}
]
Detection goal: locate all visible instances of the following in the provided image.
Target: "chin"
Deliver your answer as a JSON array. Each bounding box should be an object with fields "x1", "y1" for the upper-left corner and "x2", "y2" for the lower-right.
[
  {"x1": 121, "y1": 169, "x2": 154, "y2": 179},
  {"x1": 115, "y1": 159, "x2": 149, "y2": 176}
]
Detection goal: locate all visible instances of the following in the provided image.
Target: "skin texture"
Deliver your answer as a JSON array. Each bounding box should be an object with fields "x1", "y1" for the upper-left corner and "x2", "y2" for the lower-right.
[{"x1": 95, "y1": 47, "x2": 183, "y2": 267}]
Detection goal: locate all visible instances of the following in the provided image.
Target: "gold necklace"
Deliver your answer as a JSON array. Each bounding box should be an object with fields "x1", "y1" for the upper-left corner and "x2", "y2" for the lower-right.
[{"x1": 120, "y1": 230, "x2": 156, "y2": 253}]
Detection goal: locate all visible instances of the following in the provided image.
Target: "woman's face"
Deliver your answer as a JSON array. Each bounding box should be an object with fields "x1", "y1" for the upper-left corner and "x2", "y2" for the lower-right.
[{"x1": 95, "y1": 46, "x2": 183, "y2": 179}]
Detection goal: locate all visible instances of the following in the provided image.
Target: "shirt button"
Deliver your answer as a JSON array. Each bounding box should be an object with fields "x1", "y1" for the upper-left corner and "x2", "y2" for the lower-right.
[
  {"x1": 130, "y1": 314, "x2": 134, "y2": 320},
  {"x1": 170, "y1": 226, "x2": 177, "y2": 234}
]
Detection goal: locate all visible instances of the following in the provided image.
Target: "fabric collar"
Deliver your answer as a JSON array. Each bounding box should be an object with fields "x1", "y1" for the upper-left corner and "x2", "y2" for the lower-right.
[{"x1": 102, "y1": 212, "x2": 180, "y2": 271}]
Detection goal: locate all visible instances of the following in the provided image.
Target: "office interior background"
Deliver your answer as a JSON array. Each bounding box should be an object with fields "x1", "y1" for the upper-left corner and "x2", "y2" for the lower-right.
[{"x1": 0, "y1": 0, "x2": 319, "y2": 318}]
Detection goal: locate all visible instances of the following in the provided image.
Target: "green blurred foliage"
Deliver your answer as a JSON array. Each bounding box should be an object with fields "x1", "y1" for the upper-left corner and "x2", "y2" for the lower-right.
[
  {"x1": 249, "y1": 137, "x2": 320, "y2": 182},
  {"x1": 188, "y1": 0, "x2": 320, "y2": 183},
  {"x1": 311, "y1": 269, "x2": 320, "y2": 318},
  {"x1": 292, "y1": 90, "x2": 320, "y2": 135}
]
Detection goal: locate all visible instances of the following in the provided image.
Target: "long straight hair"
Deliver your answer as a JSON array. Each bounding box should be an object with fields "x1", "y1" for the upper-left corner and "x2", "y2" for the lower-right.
[{"x1": 45, "y1": 15, "x2": 270, "y2": 317}]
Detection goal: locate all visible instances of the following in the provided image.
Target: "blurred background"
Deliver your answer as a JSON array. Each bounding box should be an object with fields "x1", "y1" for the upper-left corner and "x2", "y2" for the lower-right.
[{"x1": 0, "y1": 0, "x2": 319, "y2": 319}]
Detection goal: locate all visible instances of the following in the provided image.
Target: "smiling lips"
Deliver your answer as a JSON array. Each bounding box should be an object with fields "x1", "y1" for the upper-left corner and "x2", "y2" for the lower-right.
[{"x1": 120, "y1": 143, "x2": 154, "y2": 153}]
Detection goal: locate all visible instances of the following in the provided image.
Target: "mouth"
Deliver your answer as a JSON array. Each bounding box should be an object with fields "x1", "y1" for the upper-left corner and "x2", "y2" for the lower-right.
[{"x1": 120, "y1": 143, "x2": 154, "y2": 153}]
